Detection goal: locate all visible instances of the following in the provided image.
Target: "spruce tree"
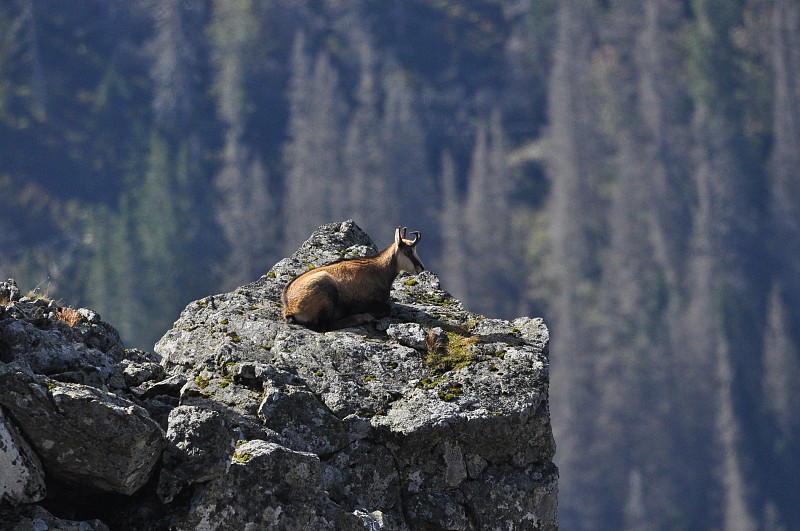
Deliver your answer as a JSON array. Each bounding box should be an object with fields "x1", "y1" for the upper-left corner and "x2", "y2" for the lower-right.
[
  {"x1": 343, "y1": 28, "x2": 387, "y2": 237},
  {"x1": 210, "y1": 0, "x2": 277, "y2": 287},
  {"x1": 128, "y1": 130, "x2": 186, "y2": 348},
  {"x1": 380, "y1": 62, "x2": 434, "y2": 240},
  {"x1": 144, "y1": 0, "x2": 205, "y2": 131},
  {"x1": 683, "y1": 2, "x2": 764, "y2": 526},
  {"x1": 283, "y1": 33, "x2": 346, "y2": 249},
  {"x1": 463, "y1": 110, "x2": 514, "y2": 318},
  {"x1": 545, "y1": 2, "x2": 607, "y2": 527},
  {"x1": 437, "y1": 150, "x2": 467, "y2": 301}
]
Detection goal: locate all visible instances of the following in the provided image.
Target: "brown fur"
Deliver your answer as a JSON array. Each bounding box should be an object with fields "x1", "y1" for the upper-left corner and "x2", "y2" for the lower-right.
[{"x1": 282, "y1": 228, "x2": 423, "y2": 331}]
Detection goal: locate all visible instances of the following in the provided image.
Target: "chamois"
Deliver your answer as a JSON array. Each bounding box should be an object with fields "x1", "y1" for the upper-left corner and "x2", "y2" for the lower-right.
[{"x1": 282, "y1": 227, "x2": 424, "y2": 331}]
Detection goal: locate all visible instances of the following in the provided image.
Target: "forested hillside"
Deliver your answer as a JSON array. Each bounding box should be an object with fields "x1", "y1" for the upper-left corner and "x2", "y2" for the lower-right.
[{"x1": 1, "y1": 1, "x2": 799, "y2": 529}]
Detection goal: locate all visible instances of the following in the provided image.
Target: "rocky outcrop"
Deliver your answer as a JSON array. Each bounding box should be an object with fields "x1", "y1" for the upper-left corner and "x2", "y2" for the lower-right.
[{"x1": 0, "y1": 221, "x2": 557, "y2": 530}]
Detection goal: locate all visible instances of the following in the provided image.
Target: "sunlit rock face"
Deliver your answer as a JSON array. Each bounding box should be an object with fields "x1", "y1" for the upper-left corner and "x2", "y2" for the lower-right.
[{"x1": 0, "y1": 221, "x2": 557, "y2": 530}]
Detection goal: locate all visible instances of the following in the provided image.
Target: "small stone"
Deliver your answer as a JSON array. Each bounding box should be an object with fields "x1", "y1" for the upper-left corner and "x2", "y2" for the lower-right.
[
  {"x1": 0, "y1": 279, "x2": 20, "y2": 302},
  {"x1": 386, "y1": 322, "x2": 428, "y2": 350}
]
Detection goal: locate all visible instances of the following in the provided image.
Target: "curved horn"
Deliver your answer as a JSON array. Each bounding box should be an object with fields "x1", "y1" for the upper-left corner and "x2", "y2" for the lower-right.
[{"x1": 410, "y1": 231, "x2": 422, "y2": 246}]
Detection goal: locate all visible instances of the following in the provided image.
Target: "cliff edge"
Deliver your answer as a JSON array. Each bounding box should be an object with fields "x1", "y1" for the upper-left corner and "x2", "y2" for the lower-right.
[{"x1": 1, "y1": 220, "x2": 557, "y2": 530}]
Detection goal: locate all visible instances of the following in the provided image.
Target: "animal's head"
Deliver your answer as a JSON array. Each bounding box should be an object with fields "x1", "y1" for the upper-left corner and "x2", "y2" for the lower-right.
[{"x1": 394, "y1": 226, "x2": 425, "y2": 274}]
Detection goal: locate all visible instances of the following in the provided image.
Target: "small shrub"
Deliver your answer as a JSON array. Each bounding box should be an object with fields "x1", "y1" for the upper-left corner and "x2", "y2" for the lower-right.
[
  {"x1": 26, "y1": 280, "x2": 53, "y2": 302},
  {"x1": 56, "y1": 307, "x2": 81, "y2": 327}
]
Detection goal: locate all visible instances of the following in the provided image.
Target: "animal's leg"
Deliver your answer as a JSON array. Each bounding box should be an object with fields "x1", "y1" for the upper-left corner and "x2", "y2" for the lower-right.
[
  {"x1": 315, "y1": 294, "x2": 339, "y2": 331},
  {"x1": 331, "y1": 313, "x2": 376, "y2": 330},
  {"x1": 363, "y1": 300, "x2": 392, "y2": 318}
]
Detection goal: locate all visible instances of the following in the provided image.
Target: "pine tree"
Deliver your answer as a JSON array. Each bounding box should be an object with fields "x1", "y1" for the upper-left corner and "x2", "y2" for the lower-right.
[
  {"x1": 437, "y1": 150, "x2": 467, "y2": 301},
  {"x1": 283, "y1": 32, "x2": 347, "y2": 249},
  {"x1": 589, "y1": 2, "x2": 690, "y2": 525},
  {"x1": 770, "y1": 0, "x2": 800, "y2": 352},
  {"x1": 763, "y1": 1, "x2": 800, "y2": 526},
  {"x1": 682, "y1": 2, "x2": 764, "y2": 526},
  {"x1": 84, "y1": 201, "x2": 144, "y2": 346},
  {"x1": 380, "y1": 61, "x2": 434, "y2": 239},
  {"x1": 209, "y1": 0, "x2": 277, "y2": 287},
  {"x1": 17, "y1": 0, "x2": 46, "y2": 120},
  {"x1": 762, "y1": 283, "x2": 800, "y2": 451},
  {"x1": 634, "y1": 0, "x2": 693, "y2": 288},
  {"x1": 144, "y1": 0, "x2": 205, "y2": 131},
  {"x1": 463, "y1": 110, "x2": 514, "y2": 317},
  {"x1": 0, "y1": 3, "x2": 23, "y2": 126},
  {"x1": 343, "y1": 28, "x2": 387, "y2": 236},
  {"x1": 545, "y1": 1, "x2": 608, "y2": 528},
  {"x1": 214, "y1": 155, "x2": 276, "y2": 286},
  {"x1": 127, "y1": 130, "x2": 186, "y2": 348}
]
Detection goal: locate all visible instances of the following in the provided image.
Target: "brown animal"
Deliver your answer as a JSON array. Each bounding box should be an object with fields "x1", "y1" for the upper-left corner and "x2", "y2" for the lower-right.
[{"x1": 282, "y1": 227, "x2": 424, "y2": 331}]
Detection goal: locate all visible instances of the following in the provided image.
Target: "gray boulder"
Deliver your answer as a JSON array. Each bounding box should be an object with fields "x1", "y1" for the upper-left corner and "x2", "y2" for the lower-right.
[
  {"x1": 0, "y1": 406, "x2": 46, "y2": 505},
  {"x1": 0, "y1": 505, "x2": 109, "y2": 531},
  {"x1": 178, "y1": 440, "x2": 368, "y2": 530},
  {"x1": 157, "y1": 405, "x2": 234, "y2": 503},
  {"x1": 155, "y1": 220, "x2": 558, "y2": 530},
  {"x1": 1, "y1": 285, "x2": 170, "y2": 528},
  {"x1": 0, "y1": 282, "x2": 148, "y2": 390},
  {"x1": 0, "y1": 365, "x2": 165, "y2": 495}
]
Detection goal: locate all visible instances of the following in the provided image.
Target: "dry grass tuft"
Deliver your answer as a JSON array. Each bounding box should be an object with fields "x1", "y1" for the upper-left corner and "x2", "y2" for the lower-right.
[
  {"x1": 425, "y1": 330, "x2": 447, "y2": 355},
  {"x1": 56, "y1": 307, "x2": 81, "y2": 327}
]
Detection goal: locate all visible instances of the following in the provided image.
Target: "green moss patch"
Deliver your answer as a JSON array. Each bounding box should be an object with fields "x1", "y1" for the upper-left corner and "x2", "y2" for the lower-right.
[{"x1": 425, "y1": 331, "x2": 479, "y2": 375}]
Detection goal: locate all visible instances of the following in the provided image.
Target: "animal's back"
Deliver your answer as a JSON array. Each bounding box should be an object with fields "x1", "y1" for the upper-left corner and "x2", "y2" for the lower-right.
[
  {"x1": 282, "y1": 255, "x2": 393, "y2": 327},
  {"x1": 323, "y1": 258, "x2": 391, "y2": 308},
  {"x1": 282, "y1": 269, "x2": 340, "y2": 326}
]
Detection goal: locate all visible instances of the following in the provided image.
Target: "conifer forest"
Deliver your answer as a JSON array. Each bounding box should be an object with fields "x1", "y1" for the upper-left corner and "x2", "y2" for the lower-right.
[{"x1": 2, "y1": 1, "x2": 799, "y2": 529}]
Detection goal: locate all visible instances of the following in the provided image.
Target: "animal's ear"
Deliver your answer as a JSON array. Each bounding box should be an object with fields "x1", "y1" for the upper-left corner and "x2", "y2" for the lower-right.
[{"x1": 395, "y1": 227, "x2": 407, "y2": 246}]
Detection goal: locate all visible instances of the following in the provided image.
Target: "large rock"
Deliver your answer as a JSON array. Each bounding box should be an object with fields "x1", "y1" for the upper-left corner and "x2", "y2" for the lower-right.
[
  {"x1": 156, "y1": 220, "x2": 558, "y2": 530},
  {"x1": 0, "y1": 505, "x2": 109, "y2": 531},
  {"x1": 0, "y1": 406, "x2": 46, "y2": 504},
  {"x1": 1, "y1": 281, "x2": 170, "y2": 529},
  {"x1": 0, "y1": 365, "x2": 165, "y2": 495},
  {"x1": 178, "y1": 440, "x2": 370, "y2": 530},
  {"x1": 157, "y1": 405, "x2": 233, "y2": 503},
  {"x1": 0, "y1": 279, "x2": 136, "y2": 390}
]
